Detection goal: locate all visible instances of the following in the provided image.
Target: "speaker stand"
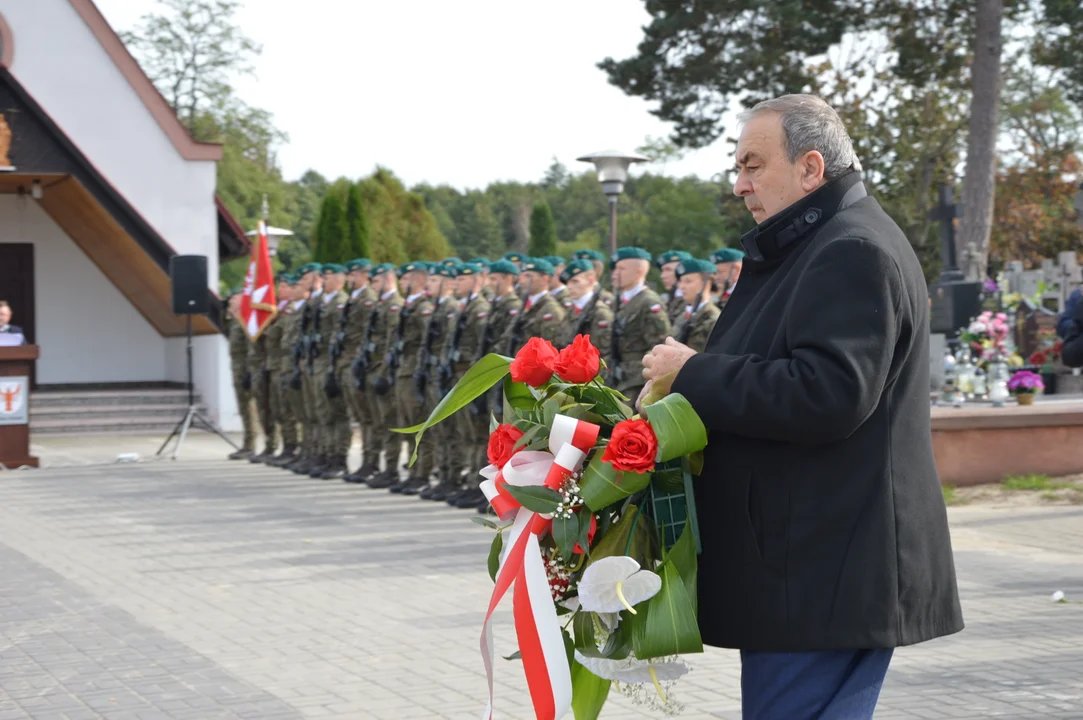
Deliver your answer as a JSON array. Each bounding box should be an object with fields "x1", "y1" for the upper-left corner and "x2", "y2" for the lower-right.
[{"x1": 157, "y1": 315, "x2": 239, "y2": 460}]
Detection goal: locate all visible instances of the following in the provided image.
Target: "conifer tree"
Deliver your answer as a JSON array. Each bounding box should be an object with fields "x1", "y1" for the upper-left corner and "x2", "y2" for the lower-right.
[
  {"x1": 345, "y1": 183, "x2": 370, "y2": 260},
  {"x1": 528, "y1": 201, "x2": 559, "y2": 257}
]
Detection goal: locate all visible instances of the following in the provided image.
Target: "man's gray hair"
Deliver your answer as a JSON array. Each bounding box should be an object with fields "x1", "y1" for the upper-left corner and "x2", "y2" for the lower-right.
[{"x1": 738, "y1": 94, "x2": 862, "y2": 180}]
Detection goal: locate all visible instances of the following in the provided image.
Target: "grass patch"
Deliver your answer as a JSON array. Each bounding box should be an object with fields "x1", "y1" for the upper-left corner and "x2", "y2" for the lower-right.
[
  {"x1": 942, "y1": 485, "x2": 960, "y2": 505},
  {"x1": 1003, "y1": 474, "x2": 1073, "y2": 491}
]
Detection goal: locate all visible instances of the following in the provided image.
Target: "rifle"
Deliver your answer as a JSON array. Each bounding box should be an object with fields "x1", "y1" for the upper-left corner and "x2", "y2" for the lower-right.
[
  {"x1": 290, "y1": 303, "x2": 311, "y2": 390},
  {"x1": 574, "y1": 292, "x2": 601, "y2": 338},
  {"x1": 505, "y1": 293, "x2": 529, "y2": 356},
  {"x1": 439, "y1": 301, "x2": 470, "y2": 396},
  {"x1": 353, "y1": 304, "x2": 380, "y2": 390},
  {"x1": 379, "y1": 298, "x2": 409, "y2": 394},
  {"x1": 306, "y1": 301, "x2": 322, "y2": 375},
  {"x1": 415, "y1": 302, "x2": 441, "y2": 403},
  {"x1": 611, "y1": 291, "x2": 624, "y2": 385},
  {"x1": 325, "y1": 295, "x2": 348, "y2": 399}
]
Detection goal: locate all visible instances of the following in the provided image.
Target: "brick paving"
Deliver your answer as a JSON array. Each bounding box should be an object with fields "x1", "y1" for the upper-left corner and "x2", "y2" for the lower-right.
[{"x1": 0, "y1": 442, "x2": 1081, "y2": 719}]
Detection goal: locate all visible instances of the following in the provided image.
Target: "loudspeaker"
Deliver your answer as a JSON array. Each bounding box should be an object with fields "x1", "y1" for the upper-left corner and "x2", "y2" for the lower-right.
[{"x1": 170, "y1": 255, "x2": 210, "y2": 315}]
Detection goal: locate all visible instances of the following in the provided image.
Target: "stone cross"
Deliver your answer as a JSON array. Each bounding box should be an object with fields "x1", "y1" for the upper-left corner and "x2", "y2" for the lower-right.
[{"x1": 930, "y1": 184, "x2": 964, "y2": 282}]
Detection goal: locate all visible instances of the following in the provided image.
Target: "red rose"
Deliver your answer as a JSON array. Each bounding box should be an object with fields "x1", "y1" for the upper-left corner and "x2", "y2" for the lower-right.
[
  {"x1": 601, "y1": 418, "x2": 658, "y2": 474},
  {"x1": 554, "y1": 334, "x2": 601, "y2": 384},
  {"x1": 487, "y1": 424, "x2": 525, "y2": 467},
  {"x1": 1030, "y1": 351, "x2": 1047, "y2": 366},
  {"x1": 510, "y1": 337, "x2": 559, "y2": 387}
]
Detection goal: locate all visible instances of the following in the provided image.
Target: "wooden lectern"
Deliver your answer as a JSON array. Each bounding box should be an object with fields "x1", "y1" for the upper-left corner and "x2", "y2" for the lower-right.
[{"x1": 0, "y1": 345, "x2": 39, "y2": 469}]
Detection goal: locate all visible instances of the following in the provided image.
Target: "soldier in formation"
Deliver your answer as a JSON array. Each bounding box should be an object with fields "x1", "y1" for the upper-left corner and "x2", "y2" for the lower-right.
[
  {"x1": 607, "y1": 247, "x2": 671, "y2": 402},
  {"x1": 710, "y1": 247, "x2": 745, "y2": 309},
  {"x1": 655, "y1": 250, "x2": 693, "y2": 328},
  {"x1": 671, "y1": 258, "x2": 721, "y2": 353}
]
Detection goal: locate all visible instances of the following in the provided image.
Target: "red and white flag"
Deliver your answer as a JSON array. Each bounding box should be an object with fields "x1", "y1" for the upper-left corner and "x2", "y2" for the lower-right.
[{"x1": 240, "y1": 220, "x2": 277, "y2": 340}]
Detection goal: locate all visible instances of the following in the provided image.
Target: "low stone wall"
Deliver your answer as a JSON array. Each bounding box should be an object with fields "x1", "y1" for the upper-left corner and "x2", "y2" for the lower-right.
[{"x1": 932, "y1": 401, "x2": 1083, "y2": 486}]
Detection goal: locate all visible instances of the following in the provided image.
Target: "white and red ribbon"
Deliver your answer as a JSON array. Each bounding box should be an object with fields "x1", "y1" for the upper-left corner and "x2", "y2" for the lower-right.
[{"x1": 478, "y1": 414, "x2": 600, "y2": 720}]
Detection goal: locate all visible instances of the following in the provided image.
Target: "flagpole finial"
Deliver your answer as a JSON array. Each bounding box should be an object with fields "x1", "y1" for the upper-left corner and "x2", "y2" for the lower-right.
[{"x1": 261, "y1": 194, "x2": 269, "y2": 221}]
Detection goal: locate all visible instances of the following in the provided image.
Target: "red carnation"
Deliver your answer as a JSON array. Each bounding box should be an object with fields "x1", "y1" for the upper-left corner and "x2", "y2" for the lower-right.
[
  {"x1": 487, "y1": 424, "x2": 525, "y2": 468},
  {"x1": 601, "y1": 418, "x2": 658, "y2": 474},
  {"x1": 554, "y1": 334, "x2": 601, "y2": 384},
  {"x1": 1030, "y1": 351, "x2": 1048, "y2": 366},
  {"x1": 510, "y1": 337, "x2": 559, "y2": 387}
]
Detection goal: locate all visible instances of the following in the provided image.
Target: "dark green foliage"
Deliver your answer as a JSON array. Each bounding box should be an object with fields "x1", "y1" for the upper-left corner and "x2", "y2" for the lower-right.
[
  {"x1": 314, "y1": 193, "x2": 349, "y2": 263},
  {"x1": 345, "y1": 183, "x2": 370, "y2": 260},
  {"x1": 528, "y1": 202, "x2": 559, "y2": 257}
]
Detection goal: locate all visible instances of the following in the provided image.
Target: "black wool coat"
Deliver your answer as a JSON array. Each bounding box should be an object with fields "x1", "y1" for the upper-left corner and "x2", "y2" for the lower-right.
[{"x1": 672, "y1": 172, "x2": 964, "y2": 652}]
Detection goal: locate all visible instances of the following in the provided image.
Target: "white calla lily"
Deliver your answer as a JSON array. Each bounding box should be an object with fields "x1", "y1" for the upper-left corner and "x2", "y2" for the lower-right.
[
  {"x1": 577, "y1": 556, "x2": 661, "y2": 614},
  {"x1": 574, "y1": 651, "x2": 689, "y2": 704}
]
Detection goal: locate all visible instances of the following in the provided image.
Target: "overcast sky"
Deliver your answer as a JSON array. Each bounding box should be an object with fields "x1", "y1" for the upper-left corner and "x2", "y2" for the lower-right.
[{"x1": 93, "y1": 0, "x2": 735, "y2": 189}]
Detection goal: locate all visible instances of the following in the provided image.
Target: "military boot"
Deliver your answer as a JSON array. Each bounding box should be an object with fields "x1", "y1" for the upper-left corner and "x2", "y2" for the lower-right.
[
  {"x1": 398, "y1": 476, "x2": 430, "y2": 496},
  {"x1": 268, "y1": 446, "x2": 297, "y2": 467},
  {"x1": 366, "y1": 469, "x2": 397, "y2": 489},
  {"x1": 308, "y1": 455, "x2": 330, "y2": 478},
  {"x1": 249, "y1": 446, "x2": 275, "y2": 464},
  {"x1": 290, "y1": 453, "x2": 314, "y2": 475},
  {"x1": 320, "y1": 456, "x2": 347, "y2": 480},
  {"x1": 418, "y1": 471, "x2": 446, "y2": 500},
  {"x1": 454, "y1": 487, "x2": 488, "y2": 510},
  {"x1": 228, "y1": 448, "x2": 254, "y2": 461}
]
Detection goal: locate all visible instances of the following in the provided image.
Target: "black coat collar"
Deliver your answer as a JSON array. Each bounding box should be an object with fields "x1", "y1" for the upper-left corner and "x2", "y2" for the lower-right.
[{"x1": 740, "y1": 171, "x2": 867, "y2": 264}]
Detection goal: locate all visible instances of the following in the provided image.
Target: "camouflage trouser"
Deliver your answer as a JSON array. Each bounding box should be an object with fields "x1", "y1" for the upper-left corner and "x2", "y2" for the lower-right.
[
  {"x1": 232, "y1": 370, "x2": 255, "y2": 451},
  {"x1": 426, "y1": 380, "x2": 462, "y2": 480},
  {"x1": 340, "y1": 364, "x2": 376, "y2": 467},
  {"x1": 395, "y1": 375, "x2": 433, "y2": 478},
  {"x1": 367, "y1": 370, "x2": 393, "y2": 470},
  {"x1": 285, "y1": 368, "x2": 307, "y2": 450},
  {"x1": 315, "y1": 362, "x2": 351, "y2": 459},
  {"x1": 253, "y1": 368, "x2": 277, "y2": 452},
  {"x1": 301, "y1": 365, "x2": 321, "y2": 457},
  {"x1": 271, "y1": 370, "x2": 298, "y2": 449},
  {"x1": 460, "y1": 403, "x2": 490, "y2": 488}
]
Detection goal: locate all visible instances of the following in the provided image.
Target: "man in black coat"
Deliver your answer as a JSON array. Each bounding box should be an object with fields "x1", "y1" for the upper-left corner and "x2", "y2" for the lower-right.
[
  {"x1": 0, "y1": 301, "x2": 25, "y2": 343},
  {"x1": 642, "y1": 94, "x2": 963, "y2": 719}
]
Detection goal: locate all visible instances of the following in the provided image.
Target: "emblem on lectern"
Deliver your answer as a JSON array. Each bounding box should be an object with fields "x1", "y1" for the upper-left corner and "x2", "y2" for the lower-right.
[
  {"x1": 0, "y1": 376, "x2": 28, "y2": 425},
  {"x1": 0, "y1": 113, "x2": 11, "y2": 169}
]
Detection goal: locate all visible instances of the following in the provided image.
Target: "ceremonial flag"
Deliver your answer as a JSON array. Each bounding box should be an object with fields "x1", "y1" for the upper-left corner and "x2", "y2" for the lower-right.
[{"x1": 239, "y1": 219, "x2": 277, "y2": 340}]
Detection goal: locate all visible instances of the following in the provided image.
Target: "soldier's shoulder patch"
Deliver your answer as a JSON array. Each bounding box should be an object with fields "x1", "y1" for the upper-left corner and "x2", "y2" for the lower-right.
[
  {"x1": 337, "y1": 304, "x2": 346, "y2": 310},
  {"x1": 421, "y1": 309, "x2": 432, "y2": 316},
  {"x1": 448, "y1": 313, "x2": 456, "y2": 320},
  {"x1": 509, "y1": 309, "x2": 519, "y2": 316},
  {"x1": 477, "y1": 311, "x2": 488, "y2": 318},
  {"x1": 542, "y1": 313, "x2": 554, "y2": 321},
  {"x1": 649, "y1": 304, "x2": 662, "y2": 313},
  {"x1": 597, "y1": 320, "x2": 610, "y2": 328},
  {"x1": 390, "y1": 305, "x2": 401, "y2": 312},
  {"x1": 564, "y1": 301, "x2": 573, "y2": 309},
  {"x1": 364, "y1": 300, "x2": 375, "y2": 307}
]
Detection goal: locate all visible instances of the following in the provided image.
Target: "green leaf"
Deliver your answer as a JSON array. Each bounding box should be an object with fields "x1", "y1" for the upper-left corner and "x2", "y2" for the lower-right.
[
  {"x1": 668, "y1": 524, "x2": 698, "y2": 617},
  {"x1": 571, "y1": 660, "x2": 612, "y2": 720},
  {"x1": 651, "y1": 464, "x2": 683, "y2": 493},
  {"x1": 576, "y1": 512, "x2": 594, "y2": 556},
  {"x1": 513, "y1": 424, "x2": 544, "y2": 451},
  {"x1": 688, "y1": 449, "x2": 704, "y2": 476},
  {"x1": 572, "y1": 611, "x2": 598, "y2": 651},
  {"x1": 487, "y1": 531, "x2": 503, "y2": 583},
  {"x1": 503, "y1": 377, "x2": 534, "y2": 417},
  {"x1": 562, "y1": 627, "x2": 575, "y2": 672},
  {"x1": 587, "y1": 505, "x2": 655, "y2": 569},
  {"x1": 580, "y1": 453, "x2": 652, "y2": 512},
  {"x1": 501, "y1": 484, "x2": 563, "y2": 514},
  {"x1": 542, "y1": 397, "x2": 560, "y2": 429},
  {"x1": 489, "y1": 412, "x2": 499, "y2": 434},
  {"x1": 601, "y1": 614, "x2": 633, "y2": 659},
  {"x1": 643, "y1": 393, "x2": 708, "y2": 463},
  {"x1": 470, "y1": 516, "x2": 507, "y2": 531},
  {"x1": 503, "y1": 650, "x2": 521, "y2": 661},
  {"x1": 630, "y1": 560, "x2": 703, "y2": 660},
  {"x1": 392, "y1": 353, "x2": 511, "y2": 465},
  {"x1": 552, "y1": 511, "x2": 580, "y2": 563}
]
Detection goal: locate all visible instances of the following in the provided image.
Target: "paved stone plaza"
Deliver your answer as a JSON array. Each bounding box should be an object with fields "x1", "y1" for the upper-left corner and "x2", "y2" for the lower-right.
[{"x1": 1, "y1": 436, "x2": 1081, "y2": 719}]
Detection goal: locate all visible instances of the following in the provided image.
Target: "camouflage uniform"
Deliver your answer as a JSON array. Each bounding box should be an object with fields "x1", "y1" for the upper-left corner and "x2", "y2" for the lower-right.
[
  {"x1": 673, "y1": 301, "x2": 721, "y2": 353},
  {"x1": 297, "y1": 289, "x2": 325, "y2": 471},
  {"x1": 609, "y1": 287, "x2": 671, "y2": 399},
  {"x1": 368, "y1": 288, "x2": 405, "y2": 482},
  {"x1": 338, "y1": 284, "x2": 378, "y2": 476},
  {"x1": 277, "y1": 299, "x2": 308, "y2": 463},
  {"x1": 501, "y1": 292, "x2": 565, "y2": 355},
  {"x1": 424, "y1": 293, "x2": 462, "y2": 484},
  {"x1": 664, "y1": 291, "x2": 686, "y2": 330},
  {"x1": 247, "y1": 327, "x2": 277, "y2": 456},
  {"x1": 448, "y1": 291, "x2": 492, "y2": 485},
  {"x1": 395, "y1": 291, "x2": 436, "y2": 480},
  {"x1": 559, "y1": 292, "x2": 614, "y2": 357},
  {"x1": 314, "y1": 287, "x2": 350, "y2": 475},
  {"x1": 265, "y1": 302, "x2": 297, "y2": 455},
  {"x1": 228, "y1": 318, "x2": 255, "y2": 453}
]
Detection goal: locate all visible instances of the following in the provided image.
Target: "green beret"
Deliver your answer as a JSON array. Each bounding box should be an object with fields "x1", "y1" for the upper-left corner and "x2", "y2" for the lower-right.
[
  {"x1": 544, "y1": 256, "x2": 566, "y2": 268},
  {"x1": 322, "y1": 263, "x2": 346, "y2": 275},
  {"x1": 609, "y1": 246, "x2": 652, "y2": 268},
  {"x1": 470, "y1": 257, "x2": 491, "y2": 269},
  {"x1": 655, "y1": 250, "x2": 693, "y2": 268},
  {"x1": 488, "y1": 259, "x2": 520, "y2": 277},
  {"x1": 345, "y1": 258, "x2": 372, "y2": 272},
  {"x1": 458, "y1": 262, "x2": 483, "y2": 276},
  {"x1": 521, "y1": 257, "x2": 555, "y2": 276},
  {"x1": 503, "y1": 251, "x2": 525, "y2": 263},
  {"x1": 298, "y1": 262, "x2": 321, "y2": 275},
  {"x1": 574, "y1": 249, "x2": 606, "y2": 263},
  {"x1": 675, "y1": 258, "x2": 716, "y2": 278},
  {"x1": 435, "y1": 264, "x2": 459, "y2": 278},
  {"x1": 275, "y1": 272, "x2": 291, "y2": 284},
  {"x1": 371, "y1": 263, "x2": 395, "y2": 277},
  {"x1": 286, "y1": 274, "x2": 300, "y2": 286},
  {"x1": 227, "y1": 287, "x2": 243, "y2": 299},
  {"x1": 710, "y1": 248, "x2": 746, "y2": 264},
  {"x1": 399, "y1": 261, "x2": 429, "y2": 276},
  {"x1": 441, "y1": 256, "x2": 462, "y2": 268},
  {"x1": 560, "y1": 258, "x2": 594, "y2": 284}
]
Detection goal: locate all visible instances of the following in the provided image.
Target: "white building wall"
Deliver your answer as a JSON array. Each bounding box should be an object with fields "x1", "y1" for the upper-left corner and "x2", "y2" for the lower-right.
[{"x1": 0, "y1": 196, "x2": 166, "y2": 384}]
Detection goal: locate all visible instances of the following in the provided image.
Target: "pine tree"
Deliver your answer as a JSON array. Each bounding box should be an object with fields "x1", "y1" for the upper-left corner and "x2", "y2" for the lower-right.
[
  {"x1": 345, "y1": 183, "x2": 370, "y2": 260},
  {"x1": 314, "y1": 193, "x2": 349, "y2": 262},
  {"x1": 528, "y1": 201, "x2": 559, "y2": 257}
]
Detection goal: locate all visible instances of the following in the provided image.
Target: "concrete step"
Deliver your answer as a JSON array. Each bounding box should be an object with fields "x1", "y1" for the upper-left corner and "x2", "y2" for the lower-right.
[
  {"x1": 30, "y1": 404, "x2": 202, "y2": 421},
  {"x1": 30, "y1": 415, "x2": 202, "y2": 436},
  {"x1": 31, "y1": 389, "x2": 194, "y2": 408},
  {"x1": 29, "y1": 388, "x2": 206, "y2": 435}
]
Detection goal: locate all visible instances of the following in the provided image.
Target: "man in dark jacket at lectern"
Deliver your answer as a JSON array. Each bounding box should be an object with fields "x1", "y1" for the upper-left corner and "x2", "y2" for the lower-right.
[
  {"x1": 641, "y1": 94, "x2": 964, "y2": 720},
  {"x1": 0, "y1": 301, "x2": 25, "y2": 344}
]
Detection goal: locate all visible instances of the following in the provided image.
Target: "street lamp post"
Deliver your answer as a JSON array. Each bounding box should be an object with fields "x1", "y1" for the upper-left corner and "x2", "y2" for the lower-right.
[{"x1": 577, "y1": 150, "x2": 647, "y2": 255}]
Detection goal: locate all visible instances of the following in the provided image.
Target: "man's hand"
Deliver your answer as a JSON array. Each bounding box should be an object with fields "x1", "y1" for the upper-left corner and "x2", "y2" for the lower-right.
[
  {"x1": 642, "y1": 337, "x2": 696, "y2": 382},
  {"x1": 635, "y1": 380, "x2": 653, "y2": 414}
]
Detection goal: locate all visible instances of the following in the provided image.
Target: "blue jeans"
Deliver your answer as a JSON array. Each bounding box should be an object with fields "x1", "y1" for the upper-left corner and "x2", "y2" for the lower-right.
[{"x1": 741, "y1": 648, "x2": 894, "y2": 719}]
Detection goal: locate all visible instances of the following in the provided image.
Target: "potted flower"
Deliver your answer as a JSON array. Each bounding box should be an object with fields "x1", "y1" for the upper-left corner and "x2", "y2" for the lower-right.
[
  {"x1": 1007, "y1": 370, "x2": 1045, "y2": 405},
  {"x1": 959, "y1": 311, "x2": 1014, "y2": 371}
]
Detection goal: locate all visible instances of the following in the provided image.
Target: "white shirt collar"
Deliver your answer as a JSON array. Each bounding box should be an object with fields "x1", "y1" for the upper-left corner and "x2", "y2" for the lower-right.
[
  {"x1": 351, "y1": 284, "x2": 369, "y2": 300},
  {"x1": 311, "y1": 288, "x2": 323, "y2": 298},
  {"x1": 550, "y1": 286, "x2": 564, "y2": 296},
  {"x1": 381, "y1": 290, "x2": 396, "y2": 301},
  {"x1": 674, "y1": 287, "x2": 683, "y2": 298},
  {"x1": 574, "y1": 291, "x2": 594, "y2": 310},
  {"x1": 621, "y1": 283, "x2": 646, "y2": 303},
  {"x1": 323, "y1": 291, "x2": 337, "y2": 304},
  {"x1": 528, "y1": 290, "x2": 549, "y2": 306},
  {"x1": 406, "y1": 291, "x2": 426, "y2": 304},
  {"x1": 293, "y1": 299, "x2": 305, "y2": 310}
]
